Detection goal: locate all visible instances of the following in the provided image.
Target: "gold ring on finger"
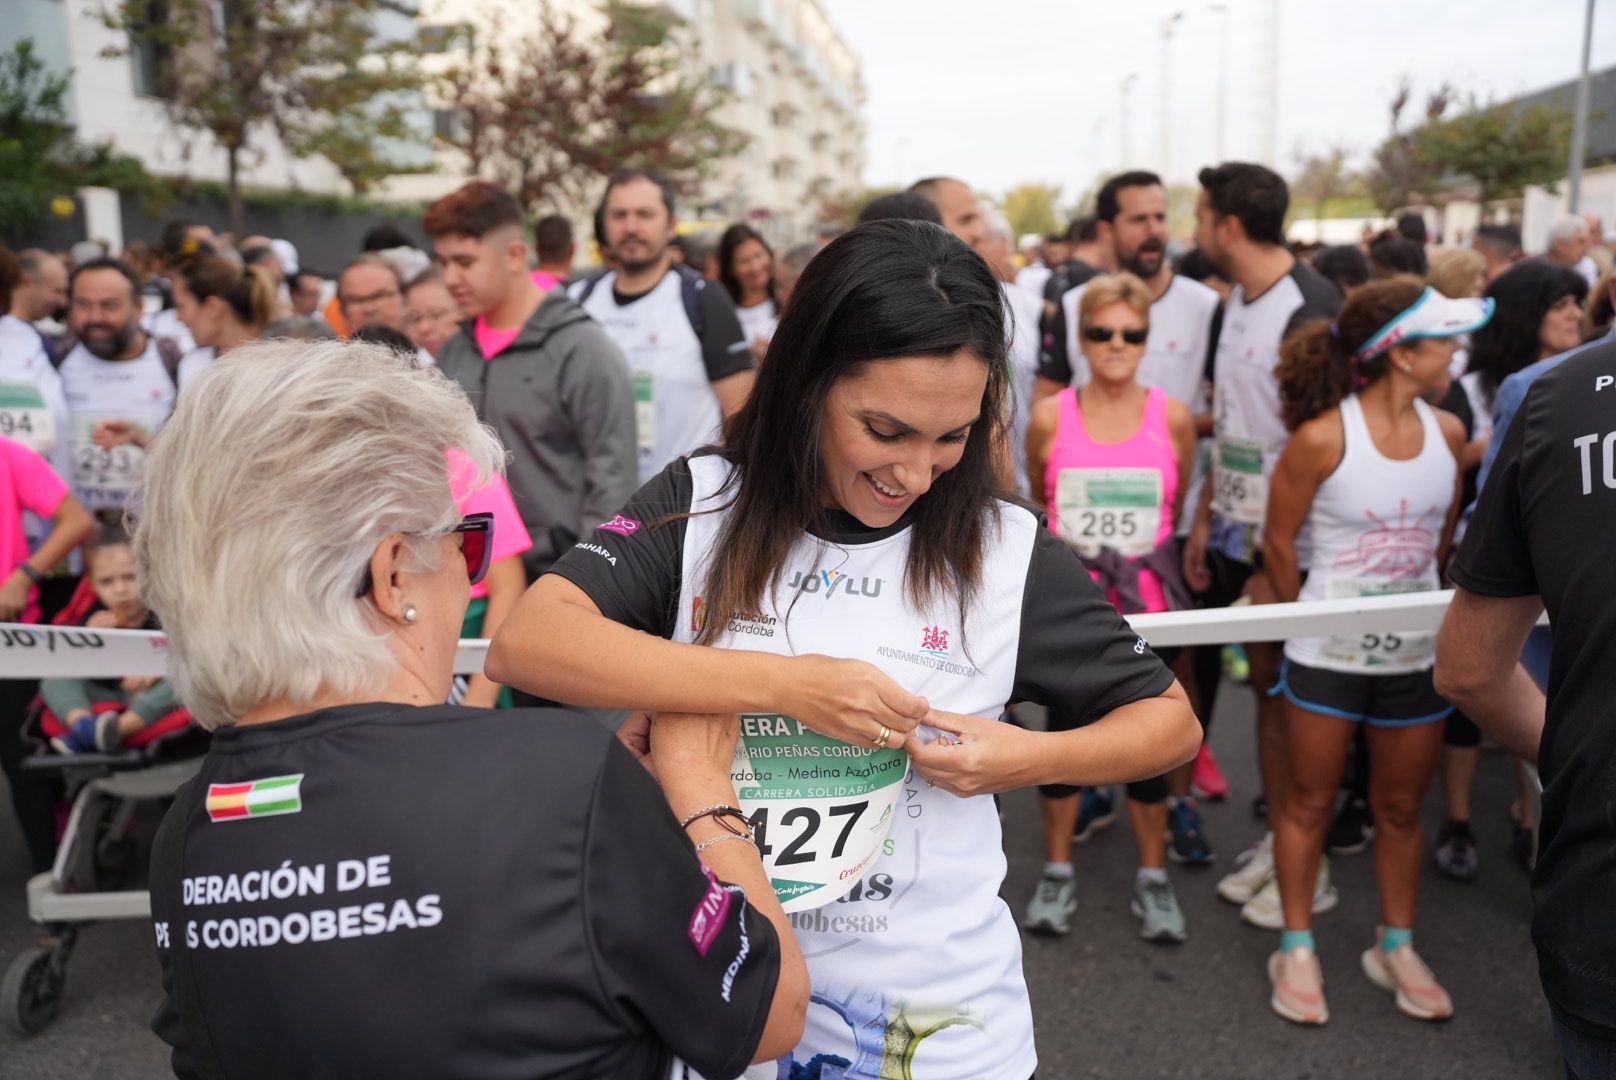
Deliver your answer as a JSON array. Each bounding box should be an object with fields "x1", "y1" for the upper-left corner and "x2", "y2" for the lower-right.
[{"x1": 873, "y1": 724, "x2": 891, "y2": 748}]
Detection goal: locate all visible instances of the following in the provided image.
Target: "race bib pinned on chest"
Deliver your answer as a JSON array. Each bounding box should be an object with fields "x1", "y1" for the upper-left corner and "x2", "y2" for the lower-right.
[
  {"x1": 0, "y1": 380, "x2": 56, "y2": 457},
  {"x1": 632, "y1": 369, "x2": 655, "y2": 453},
  {"x1": 1053, "y1": 467, "x2": 1162, "y2": 558},
  {"x1": 732, "y1": 713, "x2": 905, "y2": 912},
  {"x1": 1212, "y1": 435, "x2": 1267, "y2": 526},
  {"x1": 70, "y1": 414, "x2": 147, "y2": 501}
]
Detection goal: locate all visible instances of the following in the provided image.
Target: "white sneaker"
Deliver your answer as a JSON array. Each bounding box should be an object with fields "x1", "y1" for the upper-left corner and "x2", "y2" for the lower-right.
[
  {"x1": 1217, "y1": 832, "x2": 1274, "y2": 905},
  {"x1": 1241, "y1": 858, "x2": 1340, "y2": 929}
]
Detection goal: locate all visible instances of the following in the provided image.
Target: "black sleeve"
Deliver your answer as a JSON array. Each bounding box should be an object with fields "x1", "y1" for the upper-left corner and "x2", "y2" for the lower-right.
[
  {"x1": 1042, "y1": 269, "x2": 1069, "y2": 307},
  {"x1": 1202, "y1": 302, "x2": 1224, "y2": 386},
  {"x1": 584, "y1": 740, "x2": 780, "y2": 1080},
  {"x1": 1281, "y1": 266, "x2": 1343, "y2": 343},
  {"x1": 149, "y1": 800, "x2": 203, "y2": 1079},
  {"x1": 696, "y1": 285, "x2": 754, "y2": 382},
  {"x1": 1450, "y1": 394, "x2": 1538, "y2": 598},
  {"x1": 1037, "y1": 293, "x2": 1072, "y2": 385},
  {"x1": 1010, "y1": 526, "x2": 1177, "y2": 722},
  {"x1": 543, "y1": 457, "x2": 694, "y2": 638}
]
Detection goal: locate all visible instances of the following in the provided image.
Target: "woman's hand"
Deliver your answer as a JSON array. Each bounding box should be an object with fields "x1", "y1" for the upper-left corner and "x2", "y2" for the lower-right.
[
  {"x1": 1182, "y1": 522, "x2": 1212, "y2": 593},
  {"x1": 86, "y1": 610, "x2": 118, "y2": 629},
  {"x1": 787, "y1": 656, "x2": 929, "y2": 750},
  {"x1": 616, "y1": 711, "x2": 656, "y2": 777},
  {"x1": 0, "y1": 570, "x2": 30, "y2": 621},
  {"x1": 121, "y1": 675, "x2": 158, "y2": 694},
  {"x1": 904, "y1": 709, "x2": 1036, "y2": 797}
]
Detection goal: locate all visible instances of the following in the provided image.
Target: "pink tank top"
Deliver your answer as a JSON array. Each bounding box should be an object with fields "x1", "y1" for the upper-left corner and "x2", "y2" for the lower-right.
[{"x1": 1044, "y1": 386, "x2": 1179, "y2": 614}]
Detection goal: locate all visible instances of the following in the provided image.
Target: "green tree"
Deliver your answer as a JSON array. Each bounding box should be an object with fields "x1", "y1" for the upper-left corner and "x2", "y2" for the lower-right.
[
  {"x1": 0, "y1": 40, "x2": 71, "y2": 243},
  {"x1": 1365, "y1": 77, "x2": 1453, "y2": 213},
  {"x1": 1415, "y1": 95, "x2": 1573, "y2": 203},
  {"x1": 1290, "y1": 143, "x2": 1357, "y2": 233},
  {"x1": 105, "y1": 0, "x2": 426, "y2": 233},
  {"x1": 1001, "y1": 183, "x2": 1062, "y2": 241},
  {"x1": 438, "y1": 1, "x2": 747, "y2": 210}
]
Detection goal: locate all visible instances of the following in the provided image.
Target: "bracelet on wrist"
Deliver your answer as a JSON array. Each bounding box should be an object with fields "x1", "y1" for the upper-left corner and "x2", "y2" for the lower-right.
[
  {"x1": 14, "y1": 563, "x2": 41, "y2": 585},
  {"x1": 680, "y1": 804, "x2": 750, "y2": 836},
  {"x1": 695, "y1": 832, "x2": 757, "y2": 855}
]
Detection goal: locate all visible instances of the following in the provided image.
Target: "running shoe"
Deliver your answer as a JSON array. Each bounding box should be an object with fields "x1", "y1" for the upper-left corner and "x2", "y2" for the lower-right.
[
  {"x1": 1167, "y1": 799, "x2": 1215, "y2": 865},
  {"x1": 1268, "y1": 944, "x2": 1329, "y2": 1025},
  {"x1": 1022, "y1": 872, "x2": 1076, "y2": 936},
  {"x1": 1240, "y1": 859, "x2": 1339, "y2": 930},
  {"x1": 1222, "y1": 643, "x2": 1250, "y2": 684},
  {"x1": 1433, "y1": 820, "x2": 1480, "y2": 882},
  {"x1": 1073, "y1": 786, "x2": 1117, "y2": 843},
  {"x1": 49, "y1": 712, "x2": 120, "y2": 754},
  {"x1": 1132, "y1": 877, "x2": 1187, "y2": 943},
  {"x1": 1326, "y1": 796, "x2": 1375, "y2": 855},
  {"x1": 1191, "y1": 743, "x2": 1229, "y2": 801},
  {"x1": 1217, "y1": 832, "x2": 1273, "y2": 905},
  {"x1": 1252, "y1": 792, "x2": 1268, "y2": 820},
  {"x1": 1361, "y1": 932, "x2": 1454, "y2": 1021}
]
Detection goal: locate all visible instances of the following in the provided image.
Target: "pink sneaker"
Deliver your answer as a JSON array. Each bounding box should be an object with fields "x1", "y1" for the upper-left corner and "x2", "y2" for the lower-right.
[
  {"x1": 1268, "y1": 946, "x2": 1329, "y2": 1025},
  {"x1": 1361, "y1": 934, "x2": 1454, "y2": 1021},
  {"x1": 1192, "y1": 743, "x2": 1229, "y2": 801}
]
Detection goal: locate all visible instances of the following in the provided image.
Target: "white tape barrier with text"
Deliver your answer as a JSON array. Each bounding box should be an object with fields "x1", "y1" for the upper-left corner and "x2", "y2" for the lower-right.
[{"x1": 0, "y1": 589, "x2": 1530, "y2": 680}]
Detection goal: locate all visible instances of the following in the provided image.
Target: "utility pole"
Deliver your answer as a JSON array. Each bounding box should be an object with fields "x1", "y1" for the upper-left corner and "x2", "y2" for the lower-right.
[
  {"x1": 1567, "y1": 0, "x2": 1596, "y2": 212},
  {"x1": 1161, "y1": 11, "x2": 1184, "y2": 180}
]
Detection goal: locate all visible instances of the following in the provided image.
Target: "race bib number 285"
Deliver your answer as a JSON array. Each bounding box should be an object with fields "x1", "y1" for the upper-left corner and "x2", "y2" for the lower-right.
[{"x1": 732, "y1": 713, "x2": 905, "y2": 913}]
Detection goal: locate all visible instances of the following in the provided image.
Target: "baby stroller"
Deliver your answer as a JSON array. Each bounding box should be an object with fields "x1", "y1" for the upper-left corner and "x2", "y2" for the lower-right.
[{"x1": 2, "y1": 577, "x2": 207, "y2": 1035}]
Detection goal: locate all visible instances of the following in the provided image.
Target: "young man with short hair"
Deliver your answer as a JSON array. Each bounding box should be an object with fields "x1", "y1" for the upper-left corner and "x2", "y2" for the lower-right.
[
  {"x1": 426, "y1": 181, "x2": 637, "y2": 581},
  {"x1": 533, "y1": 215, "x2": 576, "y2": 291},
  {"x1": 570, "y1": 171, "x2": 753, "y2": 485}
]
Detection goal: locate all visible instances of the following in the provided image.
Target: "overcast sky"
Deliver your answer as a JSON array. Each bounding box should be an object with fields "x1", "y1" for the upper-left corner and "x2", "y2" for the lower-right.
[{"x1": 818, "y1": 0, "x2": 1616, "y2": 204}]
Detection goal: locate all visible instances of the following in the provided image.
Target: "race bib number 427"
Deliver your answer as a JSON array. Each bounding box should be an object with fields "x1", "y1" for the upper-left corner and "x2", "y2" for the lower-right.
[{"x1": 732, "y1": 713, "x2": 905, "y2": 912}]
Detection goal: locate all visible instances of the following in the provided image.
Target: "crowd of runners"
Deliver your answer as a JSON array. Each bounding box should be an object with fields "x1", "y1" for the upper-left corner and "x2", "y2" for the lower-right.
[{"x1": 0, "y1": 156, "x2": 1613, "y2": 1078}]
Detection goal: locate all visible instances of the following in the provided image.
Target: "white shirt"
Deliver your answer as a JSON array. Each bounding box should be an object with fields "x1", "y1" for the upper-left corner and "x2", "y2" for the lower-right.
[
  {"x1": 735, "y1": 298, "x2": 778, "y2": 346},
  {"x1": 1000, "y1": 281, "x2": 1044, "y2": 495},
  {"x1": 0, "y1": 314, "x2": 72, "y2": 482},
  {"x1": 58, "y1": 337, "x2": 177, "y2": 513},
  {"x1": 144, "y1": 307, "x2": 196, "y2": 356},
  {"x1": 1575, "y1": 254, "x2": 1600, "y2": 289},
  {"x1": 1015, "y1": 262, "x2": 1052, "y2": 299},
  {"x1": 572, "y1": 271, "x2": 722, "y2": 485}
]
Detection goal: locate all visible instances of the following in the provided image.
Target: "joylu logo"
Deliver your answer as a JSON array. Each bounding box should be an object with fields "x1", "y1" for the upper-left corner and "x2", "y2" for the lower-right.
[{"x1": 785, "y1": 568, "x2": 884, "y2": 599}]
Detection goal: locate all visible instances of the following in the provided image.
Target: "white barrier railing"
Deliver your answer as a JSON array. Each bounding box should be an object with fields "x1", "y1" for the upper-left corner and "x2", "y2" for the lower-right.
[{"x1": 0, "y1": 589, "x2": 1495, "y2": 679}]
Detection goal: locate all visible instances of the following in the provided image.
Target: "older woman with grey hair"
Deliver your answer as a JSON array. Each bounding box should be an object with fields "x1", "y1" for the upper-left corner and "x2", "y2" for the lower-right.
[{"x1": 137, "y1": 339, "x2": 805, "y2": 1080}]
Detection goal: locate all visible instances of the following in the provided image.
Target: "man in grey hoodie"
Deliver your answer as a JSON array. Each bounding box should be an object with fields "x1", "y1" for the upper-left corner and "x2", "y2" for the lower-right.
[{"x1": 425, "y1": 182, "x2": 638, "y2": 579}]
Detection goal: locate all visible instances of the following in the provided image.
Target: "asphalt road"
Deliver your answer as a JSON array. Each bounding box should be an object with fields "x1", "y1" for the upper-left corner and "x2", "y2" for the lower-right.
[{"x1": 0, "y1": 684, "x2": 1563, "y2": 1079}]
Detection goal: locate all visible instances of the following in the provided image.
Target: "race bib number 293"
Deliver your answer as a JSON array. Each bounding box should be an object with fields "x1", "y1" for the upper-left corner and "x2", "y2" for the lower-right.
[{"x1": 732, "y1": 713, "x2": 905, "y2": 912}]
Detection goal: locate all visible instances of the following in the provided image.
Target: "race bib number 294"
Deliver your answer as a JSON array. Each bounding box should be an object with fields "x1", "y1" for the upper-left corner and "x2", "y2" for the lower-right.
[{"x1": 732, "y1": 713, "x2": 906, "y2": 912}]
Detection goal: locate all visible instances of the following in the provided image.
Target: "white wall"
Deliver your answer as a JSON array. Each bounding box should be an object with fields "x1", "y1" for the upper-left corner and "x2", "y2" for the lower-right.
[{"x1": 1524, "y1": 165, "x2": 1616, "y2": 253}]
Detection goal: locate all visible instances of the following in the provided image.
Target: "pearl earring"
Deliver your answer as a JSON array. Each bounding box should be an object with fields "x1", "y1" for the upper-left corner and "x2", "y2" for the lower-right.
[{"x1": 402, "y1": 603, "x2": 418, "y2": 624}]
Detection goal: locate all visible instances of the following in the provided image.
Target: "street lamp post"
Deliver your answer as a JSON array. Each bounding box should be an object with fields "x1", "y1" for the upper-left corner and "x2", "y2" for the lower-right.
[
  {"x1": 1567, "y1": 0, "x2": 1596, "y2": 212},
  {"x1": 1161, "y1": 12, "x2": 1184, "y2": 181},
  {"x1": 1121, "y1": 73, "x2": 1138, "y2": 167},
  {"x1": 1211, "y1": 2, "x2": 1231, "y2": 163}
]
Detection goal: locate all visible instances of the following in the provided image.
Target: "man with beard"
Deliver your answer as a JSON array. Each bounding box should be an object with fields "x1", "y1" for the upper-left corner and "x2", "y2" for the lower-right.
[
  {"x1": 1181, "y1": 163, "x2": 1341, "y2": 931},
  {"x1": 908, "y1": 176, "x2": 988, "y2": 250},
  {"x1": 571, "y1": 171, "x2": 753, "y2": 484},
  {"x1": 58, "y1": 259, "x2": 184, "y2": 515},
  {"x1": 1037, "y1": 171, "x2": 1220, "y2": 416}
]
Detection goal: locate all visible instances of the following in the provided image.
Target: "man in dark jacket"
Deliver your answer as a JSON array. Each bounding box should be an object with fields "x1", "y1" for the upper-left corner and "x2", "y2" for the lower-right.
[{"x1": 425, "y1": 182, "x2": 638, "y2": 578}]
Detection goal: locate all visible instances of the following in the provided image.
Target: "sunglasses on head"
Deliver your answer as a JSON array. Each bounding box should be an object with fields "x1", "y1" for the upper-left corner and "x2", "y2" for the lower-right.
[
  {"x1": 354, "y1": 513, "x2": 495, "y2": 599},
  {"x1": 1084, "y1": 326, "x2": 1150, "y2": 345}
]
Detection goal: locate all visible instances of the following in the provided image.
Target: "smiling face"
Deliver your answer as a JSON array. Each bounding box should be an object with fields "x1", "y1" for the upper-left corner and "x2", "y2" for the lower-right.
[
  {"x1": 818, "y1": 353, "x2": 988, "y2": 528},
  {"x1": 405, "y1": 278, "x2": 463, "y2": 357},
  {"x1": 732, "y1": 238, "x2": 774, "y2": 298},
  {"x1": 1539, "y1": 293, "x2": 1585, "y2": 358}
]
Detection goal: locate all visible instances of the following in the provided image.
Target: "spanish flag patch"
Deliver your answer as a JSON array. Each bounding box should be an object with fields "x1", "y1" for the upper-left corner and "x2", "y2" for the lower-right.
[{"x1": 206, "y1": 774, "x2": 304, "y2": 822}]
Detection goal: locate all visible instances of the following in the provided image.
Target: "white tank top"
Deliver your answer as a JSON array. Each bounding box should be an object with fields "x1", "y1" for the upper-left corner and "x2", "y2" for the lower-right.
[{"x1": 1286, "y1": 395, "x2": 1455, "y2": 674}]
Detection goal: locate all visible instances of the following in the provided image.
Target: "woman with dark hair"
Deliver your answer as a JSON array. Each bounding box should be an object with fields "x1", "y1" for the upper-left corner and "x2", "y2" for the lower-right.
[
  {"x1": 719, "y1": 223, "x2": 778, "y2": 363},
  {"x1": 1262, "y1": 277, "x2": 1485, "y2": 1026},
  {"x1": 1430, "y1": 259, "x2": 1585, "y2": 885},
  {"x1": 490, "y1": 219, "x2": 1200, "y2": 1078},
  {"x1": 1312, "y1": 245, "x2": 1371, "y2": 297}
]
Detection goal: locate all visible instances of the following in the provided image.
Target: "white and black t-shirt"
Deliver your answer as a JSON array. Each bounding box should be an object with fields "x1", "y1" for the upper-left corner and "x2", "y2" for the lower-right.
[
  {"x1": 735, "y1": 297, "x2": 778, "y2": 347},
  {"x1": 0, "y1": 313, "x2": 72, "y2": 483},
  {"x1": 1042, "y1": 274, "x2": 1221, "y2": 410},
  {"x1": 149, "y1": 703, "x2": 779, "y2": 1079},
  {"x1": 1451, "y1": 339, "x2": 1616, "y2": 1041},
  {"x1": 1207, "y1": 261, "x2": 1340, "y2": 562},
  {"x1": 549, "y1": 453, "x2": 1174, "y2": 1080},
  {"x1": 58, "y1": 337, "x2": 178, "y2": 513},
  {"x1": 571, "y1": 270, "x2": 752, "y2": 486},
  {"x1": 1001, "y1": 280, "x2": 1045, "y2": 496}
]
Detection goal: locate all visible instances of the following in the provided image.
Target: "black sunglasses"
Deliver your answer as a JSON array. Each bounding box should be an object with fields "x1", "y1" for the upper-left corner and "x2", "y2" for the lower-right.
[
  {"x1": 354, "y1": 513, "x2": 495, "y2": 599},
  {"x1": 1083, "y1": 326, "x2": 1150, "y2": 345}
]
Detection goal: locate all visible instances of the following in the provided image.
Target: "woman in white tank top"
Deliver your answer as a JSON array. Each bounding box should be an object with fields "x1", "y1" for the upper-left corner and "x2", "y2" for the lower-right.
[{"x1": 1259, "y1": 277, "x2": 1491, "y2": 1029}]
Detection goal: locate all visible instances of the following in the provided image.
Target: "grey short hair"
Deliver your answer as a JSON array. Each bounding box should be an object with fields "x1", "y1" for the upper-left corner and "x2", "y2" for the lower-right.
[
  {"x1": 984, "y1": 210, "x2": 1014, "y2": 244},
  {"x1": 1549, "y1": 214, "x2": 1590, "y2": 245},
  {"x1": 133, "y1": 339, "x2": 504, "y2": 729},
  {"x1": 264, "y1": 316, "x2": 338, "y2": 341}
]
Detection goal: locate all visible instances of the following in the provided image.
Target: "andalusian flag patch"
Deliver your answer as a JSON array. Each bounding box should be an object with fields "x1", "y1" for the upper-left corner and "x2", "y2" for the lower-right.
[{"x1": 206, "y1": 775, "x2": 304, "y2": 822}]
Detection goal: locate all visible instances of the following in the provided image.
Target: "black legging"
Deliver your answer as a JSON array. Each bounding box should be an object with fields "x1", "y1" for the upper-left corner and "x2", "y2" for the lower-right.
[{"x1": 0, "y1": 678, "x2": 60, "y2": 873}]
